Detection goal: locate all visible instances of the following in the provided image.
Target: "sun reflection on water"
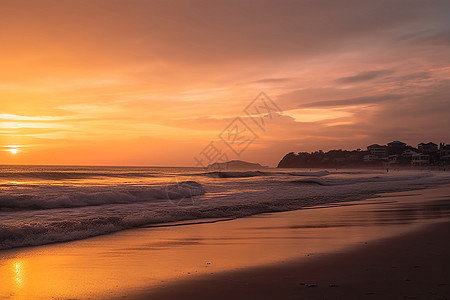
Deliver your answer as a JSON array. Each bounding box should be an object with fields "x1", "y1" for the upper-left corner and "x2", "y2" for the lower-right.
[{"x1": 13, "y1": 261, "x2": 25, "y2": 287}]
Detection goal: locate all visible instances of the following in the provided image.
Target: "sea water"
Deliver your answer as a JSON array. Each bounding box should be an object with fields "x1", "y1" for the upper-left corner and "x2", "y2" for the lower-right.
[{"x1": 0, "y1": 165, "x2": 448, "y2": 250}]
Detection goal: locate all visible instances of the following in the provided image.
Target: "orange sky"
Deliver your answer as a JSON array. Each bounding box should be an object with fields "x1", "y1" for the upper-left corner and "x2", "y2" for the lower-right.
[{"x1": 1, "y1": 0, "x2": 449, "y2": 166}]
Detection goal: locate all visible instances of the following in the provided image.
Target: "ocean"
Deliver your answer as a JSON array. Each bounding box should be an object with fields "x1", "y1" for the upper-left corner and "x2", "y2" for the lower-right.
[{"x1": 0, "y1": 165, "x2": 448, "y2": 250}]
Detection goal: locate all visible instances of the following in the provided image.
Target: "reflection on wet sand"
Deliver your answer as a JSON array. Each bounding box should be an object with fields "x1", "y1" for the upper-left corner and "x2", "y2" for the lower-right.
[
  {"x1": 13, "y1": 261, "x2": 24, "y2": 288},
  {"x1": 0, "y1": 185, "x2": 449, "y2": 299}
]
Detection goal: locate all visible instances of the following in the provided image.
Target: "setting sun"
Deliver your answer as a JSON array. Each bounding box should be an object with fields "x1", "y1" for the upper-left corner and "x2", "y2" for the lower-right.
[
  {"x1": 4, "y1": 146, "x2": 21, "y2": 155},
  {"x1": 8, "y1": 149, "x2": 18, "y2": 155}
]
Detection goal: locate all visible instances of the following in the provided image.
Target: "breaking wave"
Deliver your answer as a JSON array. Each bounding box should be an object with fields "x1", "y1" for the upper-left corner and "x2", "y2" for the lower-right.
[{"x1": 0, "y1": 181, "x2": 205, "y2": 211}]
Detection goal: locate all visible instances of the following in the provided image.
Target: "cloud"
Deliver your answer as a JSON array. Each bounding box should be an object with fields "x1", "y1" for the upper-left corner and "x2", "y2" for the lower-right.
[
  {"x1": 394, "y1": 72, "x2": 432, "y2": 81},
  {"x1": 249, "y1": 78, "x2": 291, "y2": 84},
  {"x1": 2, "y1": 0, "x2": 449, "y2": 69},
  {"x1": 397, "y1": 29, "x2": 450, "y2": 46},
  {"x1": 300, "y1": 94, "x2": 404, "y2": 108},
  {"x1": 335, "y1": 70, "x2": 394, "y2": 84}
]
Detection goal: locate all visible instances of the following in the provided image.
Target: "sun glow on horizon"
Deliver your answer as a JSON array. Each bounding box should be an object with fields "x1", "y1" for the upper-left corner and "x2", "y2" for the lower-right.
[
  {"x1": 8, "y1": 148, "x2": 19, "y2": 155},
  {"x1": 3, "y1": 145, "x2": 22, "y2": 155}
]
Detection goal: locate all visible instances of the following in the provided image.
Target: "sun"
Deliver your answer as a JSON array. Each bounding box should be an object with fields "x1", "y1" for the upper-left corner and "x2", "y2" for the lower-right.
[
  {"x1": 7, "y1": 148, "x2": 19, "y2": 155},
  {"x1": 4, "y1": 145, "x2": 22, "y2": 154}
]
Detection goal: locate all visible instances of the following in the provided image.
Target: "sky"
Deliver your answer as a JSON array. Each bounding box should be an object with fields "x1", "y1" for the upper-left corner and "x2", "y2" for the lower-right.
[{"x1": 1, "y1": 0, "x2": 449, "y2": 166}]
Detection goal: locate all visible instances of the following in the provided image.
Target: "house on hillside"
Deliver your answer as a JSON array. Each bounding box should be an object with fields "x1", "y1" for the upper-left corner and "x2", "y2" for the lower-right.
[
  {"x1": 411, "y1": 153, "x2": 430, "y2": 166},
  {"x1": 440, "y1": 143, "x2": 450, "y2": 162},
  {"x1": 387, "y1": 141, "x2": 407, "y2": 155},
  {"x1": 418, "y1": 142, "x2": 438, "y2": 154},
  {"x1": 367, "y1": 144, "x2": 388, "y2": 158},
  {"x1": 402, "y1": 149, "x2": 420, "y2": 158}
]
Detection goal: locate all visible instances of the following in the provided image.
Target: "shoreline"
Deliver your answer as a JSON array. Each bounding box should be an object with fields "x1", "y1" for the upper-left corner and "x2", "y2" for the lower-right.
[{"x1": 130, "y1": 220, "x2": 450, "y2": 300}]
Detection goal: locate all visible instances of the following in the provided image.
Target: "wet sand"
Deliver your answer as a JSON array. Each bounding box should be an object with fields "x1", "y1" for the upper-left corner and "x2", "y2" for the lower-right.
[
  {"x1": 0, "y1": 185, "x2": 449, "y2": 299},
  {"x1": 130, "y1": 221, "x2": 450, "y2": 300}
]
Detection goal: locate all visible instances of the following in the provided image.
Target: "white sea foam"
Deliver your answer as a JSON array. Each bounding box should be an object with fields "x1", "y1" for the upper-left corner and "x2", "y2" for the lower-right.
[{"x1": 0, "y1": 181, "x2": 204, "y2": 210}]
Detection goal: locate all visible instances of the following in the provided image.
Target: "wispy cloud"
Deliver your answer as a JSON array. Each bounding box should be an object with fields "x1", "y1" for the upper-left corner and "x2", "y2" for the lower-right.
[
  {"x1": 0, "y1": 114, "x2": 69, "y2": 121},
  {"x1": 301, "y1": 94, "x2": 404, "y2": 108},
  {"x1": 249, "y1": 78, "x2": 291, "y2": 84},
  {"x1": 335, "y1": 70, "x2": 394, "y2": 84}
]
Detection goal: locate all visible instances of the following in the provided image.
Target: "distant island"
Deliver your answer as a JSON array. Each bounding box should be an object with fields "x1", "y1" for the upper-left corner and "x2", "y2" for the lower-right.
[
  {"x1": 278, "y1": 141, "x2": 450, "y2": 168},
  {"x1": 208, "y1": 160, "x2": 268, "y2": 170}
]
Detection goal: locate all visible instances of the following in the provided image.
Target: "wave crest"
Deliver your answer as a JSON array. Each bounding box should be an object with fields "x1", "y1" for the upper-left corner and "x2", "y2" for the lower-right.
[{"x1": 0, "y1": 181, "x2": 205, "y2": 211}]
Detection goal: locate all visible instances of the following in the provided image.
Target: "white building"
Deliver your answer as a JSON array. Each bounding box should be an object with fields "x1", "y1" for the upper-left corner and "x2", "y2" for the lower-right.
[
  {"x1": 411, "y1": 153, "x2": 430, "y2": 166},
  {"x1": 363, "y1": 154, "x2": 379, "y2": 162},
  {"x1": 367, "y1": 144, "x2": 388, "y2": 158},
  {"x1": 418, "y1": 142, "x2": 438, "y2": 154},
  {"x1": 402, "y1": 149, "x2": 419, "y2": 157},
  {"x1": 440, "y1": 143, "x2": 450, "y2": 161}
]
